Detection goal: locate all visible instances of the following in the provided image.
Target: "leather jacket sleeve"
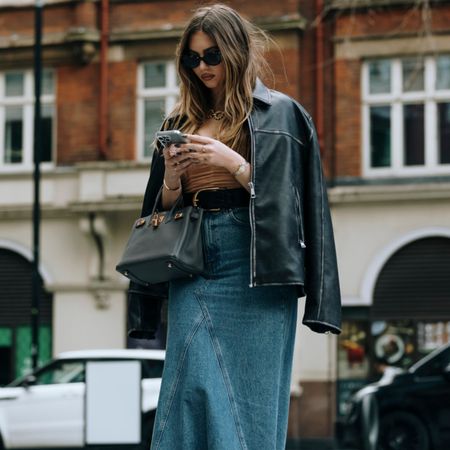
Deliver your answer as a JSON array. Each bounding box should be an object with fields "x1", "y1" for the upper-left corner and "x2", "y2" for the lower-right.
[{"x1": 301, "y1": 117, "x2": 342, "y2": 334}]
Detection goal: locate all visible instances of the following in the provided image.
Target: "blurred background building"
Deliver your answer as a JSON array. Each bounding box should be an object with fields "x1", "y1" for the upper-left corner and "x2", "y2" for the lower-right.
[{"x1": 0, "y1": 0, "x2": 449, "y2": 444}]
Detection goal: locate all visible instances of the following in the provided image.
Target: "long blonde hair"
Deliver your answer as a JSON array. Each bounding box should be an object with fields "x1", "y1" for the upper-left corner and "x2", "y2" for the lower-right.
[{"x1": 167, "y1": 4, "x2": 272, "y2": 156}]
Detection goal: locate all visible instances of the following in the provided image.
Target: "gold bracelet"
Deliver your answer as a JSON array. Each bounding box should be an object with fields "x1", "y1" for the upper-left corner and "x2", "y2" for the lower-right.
[
  {"x1": 232, "y1": 161, "x2": 249, "y2": 177},
  {"x1": 163, "y1": 178, "x2": 181, "y2": 191}
]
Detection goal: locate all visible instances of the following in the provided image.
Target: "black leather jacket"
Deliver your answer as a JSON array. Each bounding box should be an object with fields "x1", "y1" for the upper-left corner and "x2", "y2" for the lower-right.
[{"x1": 127, "y1": 80, "x2": 341, "y2": 339}]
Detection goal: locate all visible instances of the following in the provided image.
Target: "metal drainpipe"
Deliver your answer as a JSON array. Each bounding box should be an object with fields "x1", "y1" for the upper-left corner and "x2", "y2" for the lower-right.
[
  {"x1": 89, "y1": 212, "x2": 105, "y2": 281},
  {"x1": 315, "y1": 0, "x2": 325, "y2": 152},
  {"x1": 99, "y1": 0, "x2": 109, "y2": 160}
]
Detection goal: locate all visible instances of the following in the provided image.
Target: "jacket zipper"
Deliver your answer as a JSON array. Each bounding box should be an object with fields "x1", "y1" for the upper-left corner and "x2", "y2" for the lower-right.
[
  {"x1": 248, "y1": 116, "x2": 257, "y2": 287},
  {"x1": 294, "y1": 186, "x2": 306, "y2": 248}
]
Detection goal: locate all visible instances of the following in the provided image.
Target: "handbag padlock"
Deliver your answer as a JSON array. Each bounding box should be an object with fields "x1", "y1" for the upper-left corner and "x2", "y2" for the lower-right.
[{"x1": 151, "y1": 213, "x2": 165, "y2": 228}]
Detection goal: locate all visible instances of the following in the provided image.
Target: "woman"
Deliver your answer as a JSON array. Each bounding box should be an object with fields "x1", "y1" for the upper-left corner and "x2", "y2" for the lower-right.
[{"x1": 128, "y1": 4, "x2": 341, "y2": 450}]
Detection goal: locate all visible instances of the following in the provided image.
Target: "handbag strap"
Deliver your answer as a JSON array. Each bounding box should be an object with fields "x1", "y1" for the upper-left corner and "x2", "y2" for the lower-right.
[{"x1": 152, "y1": 186, "x2": 191, "y2": 220}]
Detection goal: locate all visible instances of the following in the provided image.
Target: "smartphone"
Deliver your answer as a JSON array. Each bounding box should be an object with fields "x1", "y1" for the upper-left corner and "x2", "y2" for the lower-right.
[{"x1": 155, "y1": 130, "x2": 189, "y2": 147}]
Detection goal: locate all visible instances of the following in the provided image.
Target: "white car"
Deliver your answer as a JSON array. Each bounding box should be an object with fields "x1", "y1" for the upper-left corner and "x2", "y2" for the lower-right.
[{"x1": 0, "y1": 349, "x2": 165, "y2": 449}]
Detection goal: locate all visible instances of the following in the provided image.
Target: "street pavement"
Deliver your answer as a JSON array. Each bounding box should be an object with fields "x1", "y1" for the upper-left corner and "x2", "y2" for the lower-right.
[{"x1": 286, "y1": 438, "x2": 356, "y2": 449}]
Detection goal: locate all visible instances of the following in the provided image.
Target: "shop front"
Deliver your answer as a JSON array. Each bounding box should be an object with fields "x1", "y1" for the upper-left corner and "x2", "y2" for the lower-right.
[{"x1": 337, "y1": 236, "x2": 450, "y2": 418}]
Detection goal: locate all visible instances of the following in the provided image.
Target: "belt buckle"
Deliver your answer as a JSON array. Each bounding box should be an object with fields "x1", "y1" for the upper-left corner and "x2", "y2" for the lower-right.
[{"x1": 192, "y1": 187, "x2": 222, "y2": 212}]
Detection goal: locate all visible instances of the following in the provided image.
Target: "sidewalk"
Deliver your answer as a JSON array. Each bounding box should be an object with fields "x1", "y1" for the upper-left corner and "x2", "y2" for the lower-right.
[{"x1": 286, "y1": 438, "x2": 355, "y2": 449}]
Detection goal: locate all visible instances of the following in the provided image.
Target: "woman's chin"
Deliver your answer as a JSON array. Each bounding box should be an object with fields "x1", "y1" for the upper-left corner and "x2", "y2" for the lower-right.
[{"x1": 201, "y1": 79, "x2": 218, "y2": 89}]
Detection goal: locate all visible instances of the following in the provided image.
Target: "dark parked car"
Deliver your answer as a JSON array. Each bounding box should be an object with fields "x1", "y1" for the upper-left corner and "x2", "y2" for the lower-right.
[{"x1": 336, "y1": 343, "x2": 450, "y2": 450}]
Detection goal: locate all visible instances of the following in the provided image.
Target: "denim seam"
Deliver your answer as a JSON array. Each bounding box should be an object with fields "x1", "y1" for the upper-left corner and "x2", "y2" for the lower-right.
[
  {"x1": 152, "y1": 314, "x2": 206, "y2": 450},
  {"x1": 275, "y1": 296, "x2": 289, "y2": 447},
  {"x1": 195, "y1": 290, "x2": 248, "y2": 450},
  {"x1": 276, "y1": 299, "x2": 296, "y2": 450}
]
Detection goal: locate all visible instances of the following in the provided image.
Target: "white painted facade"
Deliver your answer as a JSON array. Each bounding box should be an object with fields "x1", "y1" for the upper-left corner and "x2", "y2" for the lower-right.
[
  {"x1": 293, "y1": 182, "x2": 450, "y2": 386},
  {"x1": 3, "y1": 163, "x2": 449, "y2": 389},
  {"x1": 0, "y1": 162, "x2": 149, "y2": 355}
]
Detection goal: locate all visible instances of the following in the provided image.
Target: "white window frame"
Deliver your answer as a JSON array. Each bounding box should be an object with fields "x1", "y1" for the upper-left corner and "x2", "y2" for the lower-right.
[
  {"x1": 362, "y1": 56, "x2": 450, "y2": 177},
  {"x1": 0, "y1": 69, "x2": 56, "y2": 173},
  {"x1": 136, "y1": 61, "x2": 179, "y2": 160}
]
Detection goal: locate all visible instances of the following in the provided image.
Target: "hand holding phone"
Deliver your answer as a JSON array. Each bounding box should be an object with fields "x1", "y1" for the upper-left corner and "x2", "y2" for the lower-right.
[{"x1": 155, "y1": 130, "x2": 189, "y2": 147}]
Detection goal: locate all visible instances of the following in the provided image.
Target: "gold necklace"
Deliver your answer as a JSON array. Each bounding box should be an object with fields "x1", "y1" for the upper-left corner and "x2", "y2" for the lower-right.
[{"x1": 207, "y1": 109, "x2": 225, "y2": 120}]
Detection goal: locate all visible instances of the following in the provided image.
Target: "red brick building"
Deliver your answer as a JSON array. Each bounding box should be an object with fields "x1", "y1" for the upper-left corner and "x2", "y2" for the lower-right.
[
  {"x1": 1, "y1": 0, "x2": 450, "y2": 445},
  {"x1": 329, "y1": 0, "x2": 450, "y2": 443}
]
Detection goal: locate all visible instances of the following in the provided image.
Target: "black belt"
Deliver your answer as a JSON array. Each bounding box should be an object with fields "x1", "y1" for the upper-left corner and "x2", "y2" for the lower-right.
[{"x1": 183, "y1": 188, "x2": 249, "y2": 211}]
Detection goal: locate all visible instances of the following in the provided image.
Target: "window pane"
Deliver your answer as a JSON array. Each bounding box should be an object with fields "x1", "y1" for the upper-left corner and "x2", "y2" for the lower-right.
[
  {"x1": 436, "y1": 55, "x2": 450, "y2": 90},
  {"x1": 144, "y1": 99, "x2": 165, "y2": 157},
  {"x1": 402, "y1": 58, "x2": 424, "y2": 92},
  {"x1": 4, "y1": 106, "x2": 23, "y2": 164},
  {"x1": 371, "y1": 320, "x2": 417, "y2": 375},
  {"x1": 144, "y1": 63, "x2": 166, "y2": 88},
  {"x1": 5, "y1": 72, "x2": 24, "y2": 97},
  {"x1": 438, "y1": 102, "x2": 450, "y2": 164},
  {"x1": 41, "y1": 104, "x2": 53, "y2": 163},
  {"x1": 404, "y1": 104, "x2": 425, "y2": 166},
  {"x1": 338, "y1": 321, "x2": 369, "y2": 380},
  {"x1": 369, "y1": 60, "x2": 391, "y2": 94},
  {"x1": 42, "y1": 70, "x2": 54, "y2": 96},
  {"x1": 370, "y1": 106, "x2": 391, "y2": 167}
]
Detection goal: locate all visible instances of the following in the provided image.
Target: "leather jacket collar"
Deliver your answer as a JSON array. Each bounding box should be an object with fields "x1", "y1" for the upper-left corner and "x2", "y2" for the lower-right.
[{"x1": 252, "y1": 79, "x2": 272, "y2": 106}]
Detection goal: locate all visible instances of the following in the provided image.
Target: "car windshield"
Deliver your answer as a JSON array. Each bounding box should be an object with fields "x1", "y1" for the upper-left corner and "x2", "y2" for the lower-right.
[
  {"x1": 6, "y1": 355, "x2": 165, "y2": 387},
  {"x1": 35, "y1": 361, "x2": 85, "y2": 384},
  {"x1": 7, "y1": 360, "x2": 85, "y2": 386},
  {"x1": 410, "y1": 344, "x2": 450, "y2": 377},
  {"x1": 6, "y1": 360, "x2": 55, "y2": 387}
]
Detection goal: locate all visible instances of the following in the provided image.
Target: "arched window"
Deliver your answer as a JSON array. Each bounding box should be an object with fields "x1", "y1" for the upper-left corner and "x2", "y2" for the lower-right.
[
  {"x1": 0, "y1": 249, "x2": 52, "y2": 385},
  {"x1": 373, "y1": 237, "x2": 450, "y2": 320},
  {"x1": 370, "y1": 237, "x2": 450, "y2": 373},
  {"x1": 337, "y1": 236, "x2": 450, "y2": 414}
]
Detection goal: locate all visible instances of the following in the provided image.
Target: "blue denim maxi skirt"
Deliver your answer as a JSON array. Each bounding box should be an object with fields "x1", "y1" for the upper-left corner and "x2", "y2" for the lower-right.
[{"x1": 150, "y1": 207, "x2": 298, "y2": 450}]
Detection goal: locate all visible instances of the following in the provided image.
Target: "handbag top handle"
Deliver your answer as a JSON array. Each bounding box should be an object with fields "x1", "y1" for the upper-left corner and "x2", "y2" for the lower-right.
[{"x1": 151, "y1": 186, "x2": 200, "y2": 223}]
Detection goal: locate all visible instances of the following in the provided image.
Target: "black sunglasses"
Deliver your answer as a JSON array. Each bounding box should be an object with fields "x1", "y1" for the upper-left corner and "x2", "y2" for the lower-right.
[{"x1": 181, "y1": 48, "x2": 222, "y2": 69}]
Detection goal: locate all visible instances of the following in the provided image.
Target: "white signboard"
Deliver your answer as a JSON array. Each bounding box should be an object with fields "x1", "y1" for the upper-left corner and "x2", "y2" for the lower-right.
[{"x1": 85, "y1": 361, "x2": 141, "y2": 444}]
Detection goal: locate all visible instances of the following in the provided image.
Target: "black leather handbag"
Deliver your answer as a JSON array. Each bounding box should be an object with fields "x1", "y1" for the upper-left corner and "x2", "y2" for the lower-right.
[{"x1": 116, "y1": 188, "x2": 204, "y2": 285}]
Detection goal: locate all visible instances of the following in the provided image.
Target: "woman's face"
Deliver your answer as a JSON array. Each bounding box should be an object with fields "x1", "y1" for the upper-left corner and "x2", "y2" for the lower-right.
[{"x1": 187, "y1": 31, "x2": 225, "y2": 101}]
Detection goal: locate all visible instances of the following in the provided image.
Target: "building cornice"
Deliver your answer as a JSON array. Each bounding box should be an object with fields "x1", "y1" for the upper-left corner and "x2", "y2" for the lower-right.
[
  {"x1": 334, "y1": 33, "x2": 450, "y2": 59},
  {"x1": 0, "y1": 0, "x2": 198, "y2": 9},
  {"x1": 0, "y1": 0, "x2": 75, "y2": 9},
  {"x1": 0, "y1": 13, "x2": 306, "y2": 51},
  {"x1": 329, "y1": 181, "x2": 450, "y2": 204},
  {"x1": 0, "y1": 161, "x2": 149, "y2": 220},
  {"x1": 0, "y1": 198, "x2": 143, "y2": 220},
  {"x1": 110, "y1": 15, "x2": 307, "y2": 42},
  {"x1": 328, "y1": 0, "x2": 449, "y2": 11},
  {"x1": 3, "y1": 177, "x2": 450, "y2": 219}
]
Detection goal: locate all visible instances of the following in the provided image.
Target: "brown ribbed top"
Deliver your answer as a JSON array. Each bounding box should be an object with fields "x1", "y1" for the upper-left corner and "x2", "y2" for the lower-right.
[
  {"x1": 181, "y1": 120, "x2": 249, "y2": 193},
  {"x1": 181, "y1": 163, "x2": 241, "y2": 193}
]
